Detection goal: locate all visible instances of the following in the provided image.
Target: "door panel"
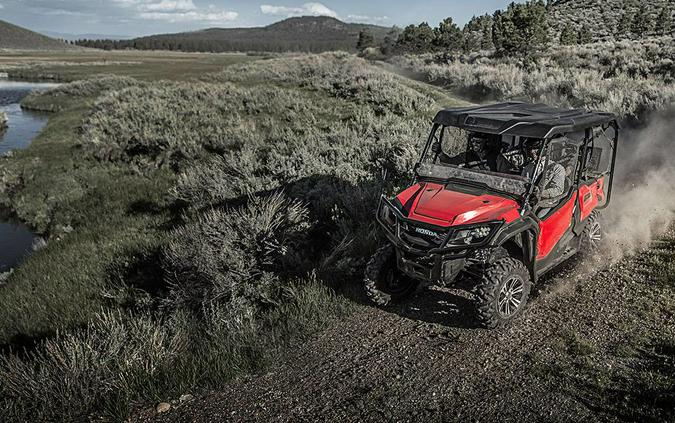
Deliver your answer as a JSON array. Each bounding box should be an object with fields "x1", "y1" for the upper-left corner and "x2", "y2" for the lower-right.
[
  {"x1": 579, "y1": 177, "x2": 605, "y2": 221},
  {"x1": 537, "y1": 193, "x2": 577, "y2": 260}
]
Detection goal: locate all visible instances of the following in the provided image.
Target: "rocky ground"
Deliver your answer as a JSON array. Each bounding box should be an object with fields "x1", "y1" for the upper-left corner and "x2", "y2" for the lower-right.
[{"x1": 136, "y1": 231, "x2": 675, "y2": 422}]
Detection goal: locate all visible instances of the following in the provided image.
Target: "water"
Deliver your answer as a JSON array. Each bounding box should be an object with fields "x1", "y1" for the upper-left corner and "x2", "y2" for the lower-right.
[{"x1": 0, "y1": 80, "x2": 58, "y2": 272}]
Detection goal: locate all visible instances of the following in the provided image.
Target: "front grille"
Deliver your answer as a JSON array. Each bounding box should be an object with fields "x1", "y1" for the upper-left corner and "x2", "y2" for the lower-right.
[{"x1": 399, "y1": 222, "x2": 448, "y2": 250}]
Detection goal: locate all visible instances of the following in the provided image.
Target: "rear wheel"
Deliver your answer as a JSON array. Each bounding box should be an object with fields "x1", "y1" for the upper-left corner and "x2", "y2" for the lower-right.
[
  {"x1": 579, "y1": 211, "x2": 602, "y2": 255},
  {"x1": 474, "y1": 257, "x2": 531, "y2": 328},
  {"x1": 364, "y1": 245, "x2": 419, "y2": 306}
]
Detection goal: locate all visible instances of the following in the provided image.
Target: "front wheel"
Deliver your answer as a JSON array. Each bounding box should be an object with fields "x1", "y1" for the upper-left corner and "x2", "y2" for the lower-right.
[
  {"x1": 364, "y1": 245, "x2": 419, "y2": 306},
  {"x1": 474, "y1": 257, "x2": 531, "y2": 328}
]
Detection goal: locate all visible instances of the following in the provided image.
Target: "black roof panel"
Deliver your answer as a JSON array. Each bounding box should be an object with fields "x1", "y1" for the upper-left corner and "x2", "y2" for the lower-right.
[{"x1": 433, "y1": 102, "x2": 616, "y2": 138}]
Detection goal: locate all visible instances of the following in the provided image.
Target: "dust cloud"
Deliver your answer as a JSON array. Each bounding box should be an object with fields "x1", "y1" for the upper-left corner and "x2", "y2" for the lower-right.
[{"x1": 601, "y1": 108, "x2": 675, "y2": 261}]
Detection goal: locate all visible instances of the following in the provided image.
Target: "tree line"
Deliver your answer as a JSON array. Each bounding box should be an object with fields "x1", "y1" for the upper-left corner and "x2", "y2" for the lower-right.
[
  {"x1": 73, "y1": 36, "x2": 361, "y2": 53},
  {"x1": 390, "y1": 1, "x2": 549, "y2": 56},
  {"x1": 385, "y1": 0, "x2": 672, "y2": 55},
  {"x1": 74, "y1": 0, "x2": 673, "y2": 55}
]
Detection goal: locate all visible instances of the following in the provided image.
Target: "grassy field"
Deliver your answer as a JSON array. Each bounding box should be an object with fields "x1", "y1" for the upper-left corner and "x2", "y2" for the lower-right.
[
  {"x1": 0, "y1": 47, "x2": 673, "y2": 421},
  {"x1": 0, "y1": 50, "x2": 262, "y2": 81}
]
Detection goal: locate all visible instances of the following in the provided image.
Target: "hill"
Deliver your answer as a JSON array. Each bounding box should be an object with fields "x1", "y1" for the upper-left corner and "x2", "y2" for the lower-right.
[
  {"x1": 76, "y1": 16, "x2": 393, "y2": 53},
  {"x1": 0, "y1": 19, "x2": 77, "y2": 50},
  {"x1": 548, "y1": 0, "x2": 674, "y2": 41}
]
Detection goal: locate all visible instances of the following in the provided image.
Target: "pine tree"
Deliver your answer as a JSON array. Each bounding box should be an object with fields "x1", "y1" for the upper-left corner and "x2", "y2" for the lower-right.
[
  {"x1": 480, "y1": 17, "x2": 494, "y2": 50},
  {"x1": 497, "y1": 1, "x2": 549, "y2": 55},
  {"x1": 356, "y1": 30, "x2": 375, "y2": 50},
  {"x1": 435, "y1": 17, "x2": 464, "y2": 51},
  {"x1": 578, "y1": 24, "x2": 593, "y2": 44},
  {"x1": 381, "y1": 27, "x2": 401, "y2": 55},
  {"x1": 416, "y1": 22, "x2": 436, "y2": 49},
  {"x1": 655, "y1": 6, "x2": 672, "y2": 35},
  {"x1": 559, "y1": 23, "x2": 578, "y2": 45},
  {"x1": 492, "y1": 10, "x2": 505, "y2": 51}
]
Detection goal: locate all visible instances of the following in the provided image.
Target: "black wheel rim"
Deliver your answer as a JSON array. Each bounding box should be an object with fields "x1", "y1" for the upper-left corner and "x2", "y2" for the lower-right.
[
  {"x1": 498, "y1": 275, "x2": 525, "y2": 318},
  {"x1": 383, "y1": 268, "x2": 411, "y2": 296}
]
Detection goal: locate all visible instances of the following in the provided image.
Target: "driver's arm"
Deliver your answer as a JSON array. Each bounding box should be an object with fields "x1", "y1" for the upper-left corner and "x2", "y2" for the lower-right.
[{"x1": 541, "y1": 163, "x2": 566, "y2": 199}]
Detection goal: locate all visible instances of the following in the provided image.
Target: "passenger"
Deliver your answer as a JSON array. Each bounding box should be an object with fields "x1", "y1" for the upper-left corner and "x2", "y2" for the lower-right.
[
  {"x1": 521, "y1": 139, "x2": 566, "y2": 218},
  {"x1": 437, "y1": 133, "x2": 516, "y2": 174},
  {"x1": 466, "y1": 135, "x2": 513, "y2": 173}
]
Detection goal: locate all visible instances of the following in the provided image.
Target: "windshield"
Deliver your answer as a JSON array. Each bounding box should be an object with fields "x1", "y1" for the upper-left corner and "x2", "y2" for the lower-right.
[{"x1": 418, "y1": 125, "x2": 535, "y2": 196}]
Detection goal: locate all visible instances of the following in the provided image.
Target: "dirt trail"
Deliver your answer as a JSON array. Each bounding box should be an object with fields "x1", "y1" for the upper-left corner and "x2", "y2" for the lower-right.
[{"x1": 139, "y1": 244, "x2": 667, "y2": 422}]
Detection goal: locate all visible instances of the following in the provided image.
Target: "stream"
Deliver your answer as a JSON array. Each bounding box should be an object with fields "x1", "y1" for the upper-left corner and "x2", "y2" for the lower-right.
[{"x1": 0, "y1": 80, "x2": 58, "y2": 273}]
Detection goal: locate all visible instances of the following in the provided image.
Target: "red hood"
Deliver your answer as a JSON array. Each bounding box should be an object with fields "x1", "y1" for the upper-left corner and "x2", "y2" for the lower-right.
[{"x1": 396, "y1": 182, "x2": 521, "y2": 227}]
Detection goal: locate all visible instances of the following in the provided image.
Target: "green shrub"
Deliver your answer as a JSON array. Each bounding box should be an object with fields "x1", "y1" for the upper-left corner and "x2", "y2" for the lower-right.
[
  {"x1": 391, "y1": 40, "x2": 675, "y2": 117},
  {"x1": 163, "y1": 192, "x2": 311, "y2": 312},
  {"x1": 0, "y1": 278, "x2": 349, "y2": 421},
  {"x1": 205, "y1": 52, "x2": 435, "y2": 116},
  {"x1": 21, "y1": 75, "x2": 142, "y2": 112}
]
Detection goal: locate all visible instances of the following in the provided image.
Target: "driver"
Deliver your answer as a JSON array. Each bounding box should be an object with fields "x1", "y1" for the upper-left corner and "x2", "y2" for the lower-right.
[
  {"x1": 521, "y1": 139, "x2": 566, "y2": 217},
  {"x1": 466, "y1": 134, "x2": 514, "y2": 173}
]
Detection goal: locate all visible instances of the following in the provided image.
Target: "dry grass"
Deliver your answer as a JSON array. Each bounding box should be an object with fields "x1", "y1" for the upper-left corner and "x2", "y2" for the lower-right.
[{"x1": 390, "y1": 36, "x2": 675, "y2": 117}]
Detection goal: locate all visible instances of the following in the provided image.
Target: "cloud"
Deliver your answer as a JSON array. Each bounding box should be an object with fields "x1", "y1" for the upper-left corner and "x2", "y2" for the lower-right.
[
  {"x1": 347, "y1": 14, "x2": 389, "y2": 24},
  {"x1": 260, "y1": 2, "x2": 338, "y2": 19},
  {"x1": 140, "y1": 10, "x2": 238, "y2": 23},
  {"x1": 141, "y1": 0, "x2": 196, "y2": 12},
  {"x1": 0, "y1": 4, "x2": 4, "y2": 9},
  {"x1": 109, "y1": 0, "x2": 237, "y2": 23}
]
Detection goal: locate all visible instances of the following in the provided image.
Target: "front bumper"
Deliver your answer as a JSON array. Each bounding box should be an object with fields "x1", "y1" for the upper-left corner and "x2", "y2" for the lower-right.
[
  {"x1": 397, "y1": 248, "x2": 466, "y2": 283},
  {"x1": 377, "y1": 196, "x2": 499, "y2": 284}
]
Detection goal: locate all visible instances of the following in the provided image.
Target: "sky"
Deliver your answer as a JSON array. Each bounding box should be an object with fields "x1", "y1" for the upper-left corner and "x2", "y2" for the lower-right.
[{"x1": 0, "y1": 1, "x2": 520, "y2": 37}]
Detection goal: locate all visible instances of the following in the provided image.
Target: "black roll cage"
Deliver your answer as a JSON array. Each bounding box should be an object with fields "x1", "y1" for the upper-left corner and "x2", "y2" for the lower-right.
[{"x1": 415, "y1": 119, "x2": 619, "y2": 211}]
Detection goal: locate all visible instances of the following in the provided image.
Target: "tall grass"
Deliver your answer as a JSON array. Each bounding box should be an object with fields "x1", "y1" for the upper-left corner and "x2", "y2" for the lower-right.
[
  {"x1": 0, "y1": 53, "x2": 450, "y2": 421},
  {"x1": 21, "y1": 75, "x2": 142, "y2": 112},
  {"x1": 390, "y1": 36, "x2": 675, "y2": 117},
  {"x1": 1, "y1": 279, "x2": 348, "y2": 421}
]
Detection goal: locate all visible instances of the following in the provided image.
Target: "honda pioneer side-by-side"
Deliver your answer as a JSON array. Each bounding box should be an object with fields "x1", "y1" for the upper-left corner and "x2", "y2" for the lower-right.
[{"x1": 365, "y1": 102, "x2": 618, "y2": 328}]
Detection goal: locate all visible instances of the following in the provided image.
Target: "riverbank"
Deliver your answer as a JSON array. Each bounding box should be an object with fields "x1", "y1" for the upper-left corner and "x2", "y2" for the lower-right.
[
  {"x1": 0, "y1": 80, "x2": 62, "y2": 273},
  {"x1": 0, "y1": 86, "x2": 175, "y2": 344}
]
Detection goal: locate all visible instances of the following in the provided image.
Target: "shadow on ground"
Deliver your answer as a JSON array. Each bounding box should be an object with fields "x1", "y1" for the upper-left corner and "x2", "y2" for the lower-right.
[{"x1": 392, "y1": 285, "x2": 479, "y2": 329}]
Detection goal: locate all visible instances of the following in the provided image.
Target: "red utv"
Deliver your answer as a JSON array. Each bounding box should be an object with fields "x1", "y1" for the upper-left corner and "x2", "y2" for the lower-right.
[{"x1": 365, "y1": 102, "x2": 618, "y2": 328}]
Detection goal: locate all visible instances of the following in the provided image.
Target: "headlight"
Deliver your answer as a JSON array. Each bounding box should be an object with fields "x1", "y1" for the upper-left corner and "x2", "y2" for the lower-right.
[
  {"x1": 446, "y1": 224, "x2": 497, "y2": 247},
  {"x1": 379, "y1": 203, "x2": 397, "y2": 226}
]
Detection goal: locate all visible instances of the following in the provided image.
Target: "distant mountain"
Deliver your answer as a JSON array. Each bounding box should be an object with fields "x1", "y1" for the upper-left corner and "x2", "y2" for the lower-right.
[
  {"x1": 548, "y1": 0, "x2": 674, "y2": 41},
  {"x1": 41, "y1": 30, "x2": 133, "y2": 42},
  {"x1": 0, "y1": 19, "x2": 77, "y2": 50},
  {"x1": 76, "y1": 16, "x2": 393, "y2": 53}
]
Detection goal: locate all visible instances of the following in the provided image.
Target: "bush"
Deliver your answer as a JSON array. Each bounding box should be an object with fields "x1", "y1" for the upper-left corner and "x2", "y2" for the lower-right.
[
  {"x1": 390, "y1": 39, "x2": 675, "y2": 117},
  {"x1": 163, "y1": 192, "x2": 311, "y2": 312},
  {"x1": 21, "y1": 75, "x2": 142, "y2": 112},
  {"x1": 205, "y1": 52, "x2": 435, "y2": 116},
  {"x1": 1, "y1": 279, "x2": 348, "y2": 421}
]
